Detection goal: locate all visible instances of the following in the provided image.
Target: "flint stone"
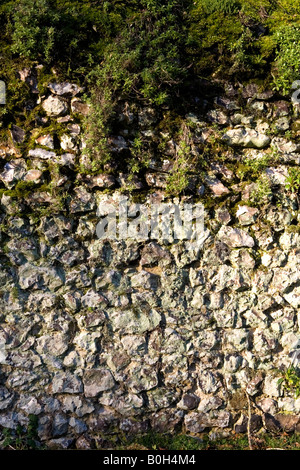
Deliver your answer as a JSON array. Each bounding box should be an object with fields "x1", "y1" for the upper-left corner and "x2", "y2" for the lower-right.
[
  {"x1": 177, "y1": 394, "x2": 200, "y2": 411},
  {"x1": 215, "y1": 207, "x2": 231, "y2": 225},
  {"x1": 109, "y1": 309, "x2": 161, "y2": 335},
  {"x1": 61, "y1": 396, "x2": 94, "y2": 417},
  {"x1": 274, "y1": 414, "x2": 300, "y2": 433},
  {"x1": 23, "y1": 169, "x2": 43, "y2": 183},
  {"x1": 263, "y1": 374, "x2": 282, "y2": 398},
  {"x1": 271, "y1": 137, "x2": 300, "y2": 154},
  {"x1": 222, "y1": 127, "x2": 270, "y2": 148},
  {"x1": 75, "y1": 435, "x2": 94, "y2": 450},
  {"x1": 83, "y1": 369, "x2": 115, "y2": 397},
  {"x1": 18, "y1": 263, "x2": 64, "y2": 290},
  {"x1": 131, "y1": 270, "x2": 159, "y2": 290},
  {"x1": 36, "y1": 333, "x2": 69, "y2": 357},
  {"x1": 127, "y1": 365, "x2": 158, "y2": 393},
  {"x1": 35, "y1": 134, "x2": 54, "y2": 148},
  {"x1": 198, "y1": 370, "x2": 222, "y2": 394},
  {"x1": 48, "y1": 82, "x2": 82, "y2": 96},
  {"x1": 71, "y1": 97, "x2": 90, "y2": 116},
  {"x1": 81, "y1": 290, "x2": 108, "y2": 308},
  {"x1": 234, "y1": 414, "x2": 262, "y2": 433},
  {"x1": 275, "y1": 116, "x2": 290, "y2": 131},
  {"x1": 151, "y1": 410, "x2": 184, "y2": 433},
  {"x1": 224, "y1": 329, "x2": 249, "y2": 352},
  {"x1": 37, "y1": 415, "x2": 52, "y2": 441},
  {"x1": 0, "y1": 159, "x2": 27, "y2": 188},
  {"x1": 185, "y1": 410, "x2": 231, "y2": 432},
  {"x1": 10, "y1": 124, "x2": 26, "y2": 144},
  {"x1": 69, "y1": 417, "x2": 88, "y2": 434},
  {"x1": 17, "y1": 396, "x2": 42, "y2": 415},
  {"x1": 0, "y1": 412, "x2": 18, "y2": 429},
  {"x1": 83, "y1": 174, "x2": 116, "y2": 189},
  {"x1": 147, "y1": 388, "x2": 179, "y2": 411},
  {"x1": 279, "y1": 232, "x2": 300, "y2": 250},
  {"x1": 48, "y1": 438, "x2": 74, "y2": 449},
  {"x1": 0, "y1": 386, "x2": 14, "y2": 410},
  {"x1": 217, "y1": 226, "x2": 255, "y2": 248},
  {"x1": 118, "y1": 173, "x2": 144, "y2": 190},
  {"x1": 42, "y1": 95, "x2": 68, "y2": 116},
  {"x1": 52, "y1": 372, "x2": 83, "y2": 394},
  {"x1": 283, "y1": 287, "x2": 300, "y2": 308},
  {"x1": 198, "y1": 397, "x2": 223, "y2": 413},
  {"x1": 28, "y1": 148, "x2": 56, "y2": 160},
  {"x1": 265, "y1": 166, "x2": 288, "y2": 185},
  {"x1": 119, "y1": 418, "x2": 149, "y2": 434},
  {"x1": 60, "y1": 133, "x2": 77, "y2": 152},
  {"x1": 184, "y1": 412, "x2": 206, "y2": 433},
  {"x1": 205, "y1": 175, "x2": 230, "y2": 196},
  {"x1": 258, "y1": 398, "x2": 278, "y2": 415},
  {"x1": 236, "y1": 205, "x2": 259, "y2": 225},
  {"x1": 206, "y1": 109, "x2": 229, "y2": 125},
  {"x1": 140, "y1": 242, "x2": 172, "y2": 266},
  {"x1": 145, "y1": 172, "x2": 168, "y2": 189},
  {"x1": 69, "y1": 186, "x2": 96, "y2": 213}
]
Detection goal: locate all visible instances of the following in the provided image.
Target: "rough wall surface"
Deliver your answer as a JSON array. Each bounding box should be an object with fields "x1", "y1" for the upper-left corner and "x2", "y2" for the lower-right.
[{"x1": 1, "y1": 71, "x2": 300, "y2": 448}]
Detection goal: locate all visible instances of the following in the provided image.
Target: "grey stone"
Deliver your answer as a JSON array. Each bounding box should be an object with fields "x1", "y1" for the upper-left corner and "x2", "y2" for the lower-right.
[
  {"x1": 71, "y1": 97, "x2": 90, "y2": 115},
  {"x1": 35, "y1": 134, "x2": 54, "y2": 148},
  {"x1": 69, "y1": 186, "x2": 96, "y2": 213},
  {"x1": 16, "y1": 395, "x2": 42, "y2": 415},
  {"x1": 0, "y1": 387, "x2": 14, "y2": 411},
  {"x1": 47, "y1": 438, "x2": 74, "y2": 449},
  {"x1": 198, "y1": 397, "x2": 223, "y2": 413},
  {"x1": 222, "y1": 127, "x2": 270, "y2": 148},
  {"x1": 198, "y1": 370, "x2": 222, "y2": 394},
  {"x1": 217, "y1": 226, "x2": 255, "y2": 248},
  {"x1": 224, "y1": 329, "x2": 249, "y2": 352},
  {"x1": 236, "y1": 205, "x2": 259, "y2": 225},
  {"x1": 42, "y1": 95, "x2": 68, "y2": 116},
  {"x1": 205, "y1": 175, "x2": 230, "y2": 196},
  {"x1": 206, "y1": 109, "x2": 229, "y2": 125},
  {"x1": 28, "y1": 148, "x2": 56, "y2": 160},
  {"x1": 184, "y1": 412, "x2": 206, "y2": 433},
  {"x1": 109, "y1": 309, "x2": 161, "y2": 335},
  {"x1": 151, "y1": 410, "x2": 184, "y2": 433},
  {"x1": 48, "y1": 82, "x2": 82, "y2": 96},
  {"x1": 83, "y1": 369, "x2": 115, "y2": 397},
  {"x1": 36, "y1": 333, "x2": 69, "y2": 357},
  {"x1": 177, "y1": 394, "x2": 200, "y2": 411},
  {"x1": 52, "y1": 372, "x2": 83, "y2": 394},
  {"x1": 69, "y1": 417, "x2": 87, "y2": 434},
  {"x1": 10, "y1": 124, "x2": 26, "y2": 144},
  {"x1": 0, "y1": 159, "x2": 27, "y2": 188}
]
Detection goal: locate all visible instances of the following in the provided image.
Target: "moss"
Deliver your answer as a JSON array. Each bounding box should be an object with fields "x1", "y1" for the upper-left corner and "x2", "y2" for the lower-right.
[
  {"x1": 228, "y1": 389, "x2": 247, "y2": 411},
  {"x1": 286, "y1": 225, "x2": 300, "y2": 234}
]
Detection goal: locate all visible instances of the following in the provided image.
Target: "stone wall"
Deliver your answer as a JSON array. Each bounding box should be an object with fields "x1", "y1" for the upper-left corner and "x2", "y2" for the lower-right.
[{"x1": 0, "y1": 71, "x2": 300, "y2": 448}]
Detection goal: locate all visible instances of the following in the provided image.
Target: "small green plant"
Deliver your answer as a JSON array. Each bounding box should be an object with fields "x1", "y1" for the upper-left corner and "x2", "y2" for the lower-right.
[
  {"x1": 1, "y1": 415, "x2": 40, "y2": 450},
  {"x1": 199, "y1": 0, "x2": 241, "y2": 15},
  {"x1": 278, "y1": 365, "x2": 300, "y2": 398},
  {"x1": 272, "y1": 25, "x2": 300, "y2": 95},
  {"x1": 128, "y1": 134, "x2": 151, "y2": 177},
  {"x1": 249, "y1": 174, "x2": 272, "y2": 206},
  {"x1": 285, "y1": 167, "x2": 300, "y2": 193},
  {"x1": 165, "y1": 127, "x2": 196, "y2": 196},
  {"x1": 237, "y1": 155, "x2": 272, "y2": 181},
  {"x1": 83, "y1": 0, "x2": 191, "y2": 170}
]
